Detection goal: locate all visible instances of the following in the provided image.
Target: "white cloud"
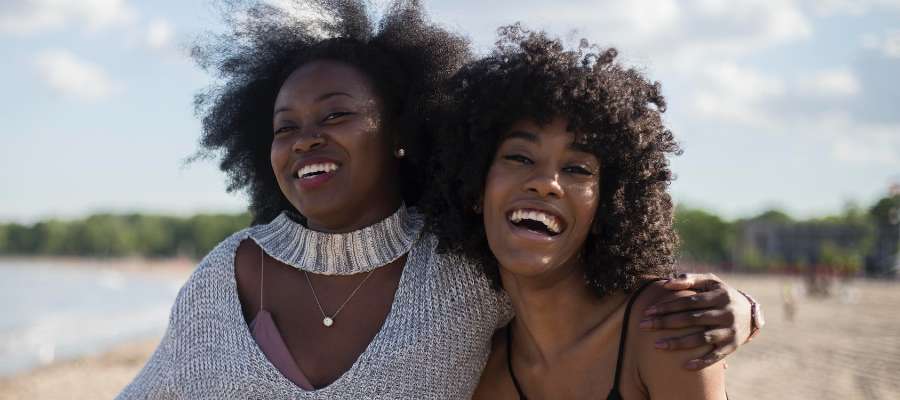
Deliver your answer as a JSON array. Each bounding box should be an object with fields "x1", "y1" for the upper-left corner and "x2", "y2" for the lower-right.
[
  {"x1": 862, "y1": 30, "x2": 900, "y2": 58},
  {"x1": 146, "y1": 19, "x2": 174, "y2": 50},
  {"x1": 689, "y1": 62, "x2": 785, "y2": 126},
  {"x1": 0, "y1": 0, "x2": 137, "y2": 35},
  {"x1": 797, "y1": 68, "x2": 861, "y2": 97},
  {"x1": 824, "y1": 117, "x2": 900, "y2": 165},
  {"x1": 34, "y1": 49, "x2": 121, "y2": 100},
  {"x1": 809, "y1": 0, "x2": 900, "y2": 16}
]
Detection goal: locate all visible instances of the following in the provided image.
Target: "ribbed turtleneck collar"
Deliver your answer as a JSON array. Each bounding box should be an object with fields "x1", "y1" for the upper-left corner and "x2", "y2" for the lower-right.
[{"x1": 249, "y1": 205, "x2": 422, "y2": 275}]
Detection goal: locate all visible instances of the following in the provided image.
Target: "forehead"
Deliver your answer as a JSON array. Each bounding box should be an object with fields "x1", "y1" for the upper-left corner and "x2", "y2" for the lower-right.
[
  {"x1": 275, "y1": 60, "x2": 376, "y2": 105},
  {"x1": 502, "y1": 118, "x2": 595, "y2": 155}
]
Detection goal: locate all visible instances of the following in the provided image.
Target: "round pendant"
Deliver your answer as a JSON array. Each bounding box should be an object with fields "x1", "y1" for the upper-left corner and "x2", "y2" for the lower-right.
[{"x1": 323, "y1": 317, "x2": 334, "y2": 327}]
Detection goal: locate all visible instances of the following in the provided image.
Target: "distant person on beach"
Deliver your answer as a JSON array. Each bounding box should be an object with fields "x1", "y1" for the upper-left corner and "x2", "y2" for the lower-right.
[
  {"x1": 424, "y1": 26, "x2": 738, "y2": 398},
  {"x1": 118, "y1": 1, "x2": 761, "y2": 398},
  {"x1": 783, "y1": 282, "x2": 797, "y2": 321}
]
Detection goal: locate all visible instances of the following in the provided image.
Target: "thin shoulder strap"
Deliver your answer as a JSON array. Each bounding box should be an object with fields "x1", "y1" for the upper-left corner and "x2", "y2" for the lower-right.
[
  {"x1": 610, "y1": 279, "x2": 662, "y2": 396},
  {"x1": 506, "y1": 326, "x2": 527, "y2": 399},
  {"x1": 259, "y1": 247, "x2": 265, "y2": 311}
]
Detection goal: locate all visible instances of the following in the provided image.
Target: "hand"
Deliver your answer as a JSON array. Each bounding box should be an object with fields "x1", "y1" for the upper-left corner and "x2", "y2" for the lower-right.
[{"x1": 640, "y1": 273, "x2": 755, "y2": 370}]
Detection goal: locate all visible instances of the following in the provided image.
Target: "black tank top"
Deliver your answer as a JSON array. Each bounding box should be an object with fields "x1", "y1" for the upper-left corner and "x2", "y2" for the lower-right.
[{"x1": 505, "y1": 280, "x2": 657, "y2": 400}]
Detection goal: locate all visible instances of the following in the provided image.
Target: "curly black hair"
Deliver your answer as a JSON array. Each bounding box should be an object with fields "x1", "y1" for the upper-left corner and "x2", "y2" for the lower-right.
[
  {"x1": 191, "y1": 0, "x2": 470, "y2": 225},
  {"x1": 422, "y1": 24, "x2": 681, "y2": 296}
]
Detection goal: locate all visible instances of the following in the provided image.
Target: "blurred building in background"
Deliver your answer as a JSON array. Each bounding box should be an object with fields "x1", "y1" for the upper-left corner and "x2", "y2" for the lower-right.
[
  {"x1": 865, "y1": 184, "x2": 900, "y2": 277},
  {"x1": 731, "y1": 186, "x2": 899, "y2": 280}
]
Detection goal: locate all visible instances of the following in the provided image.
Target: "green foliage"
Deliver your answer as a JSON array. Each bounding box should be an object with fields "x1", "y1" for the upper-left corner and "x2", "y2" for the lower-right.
[
  {"x1": 737, "y1": 245, "x2": 768, "y2": 271},
  {"x1": 819, "y1": 241, "x2": 864, "y2": 274},
  {"x1": 675, "y1": 200, "x2": 887, "y2": 274},
  {"x1": 0, "y1": 195, "x2": 893, "y2": 273},
  {"x1": 870, "y1": 194, "x2": 900, "y2": 225},
  {"x1": 674, "y1": 206, "x2": 734, "y2": 264},
  {"x1": 0, "y1": 212, "x2": 251, "y2": 259},
  {"x1": 0, "y1": 224, "x2": 7, "y2": 253},
  {"x1": 752, "y1": 209, "x2": 793, "y2": 224}
]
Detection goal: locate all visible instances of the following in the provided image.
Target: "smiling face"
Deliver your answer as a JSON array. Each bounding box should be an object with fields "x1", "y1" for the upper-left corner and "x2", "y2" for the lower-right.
[
  {"x1": 271, "y1": 60, "x2": 401, "y2": 232},
  {"x1": 482, "y1": 117, "x2": 602, "y2": 279}
]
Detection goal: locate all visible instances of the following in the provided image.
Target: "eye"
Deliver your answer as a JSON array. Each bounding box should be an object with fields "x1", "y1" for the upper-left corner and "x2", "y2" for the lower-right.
[
  {"x1": 273, "y1": 125, "x2": 296, "y2": 136},
  {"x1": 503, "y1": 154, "x2": 533, "y2": 165},
  {"x1": 563, "y1": 165, "x2": 594, "y2": 176},
  {"x1": 323, "y1": 111, "x2": 353, "y2": 122}
]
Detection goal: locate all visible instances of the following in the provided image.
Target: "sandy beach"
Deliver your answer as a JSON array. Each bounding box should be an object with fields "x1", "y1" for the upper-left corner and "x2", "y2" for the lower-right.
[
  {"x1": 0, "y1": 339, "x2": 161, "y2": 400},
  {"x1": 2, "y1": 273, "x2": 899, "y2": 399}
]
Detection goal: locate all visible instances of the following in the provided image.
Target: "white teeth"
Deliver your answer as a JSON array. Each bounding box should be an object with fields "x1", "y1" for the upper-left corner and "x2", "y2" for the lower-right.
[
  {"x1": 508, "y1": 209, "x2": 562, "y2": 234},
  {"x1": 297, "y1": 163, "x2": 339, "y2": 178}
]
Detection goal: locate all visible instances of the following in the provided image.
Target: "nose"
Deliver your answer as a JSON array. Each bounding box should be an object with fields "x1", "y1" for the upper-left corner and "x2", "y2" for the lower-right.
[
  {"x1": 291, "y1": 129, "x2": 326, "y2": 153},
  {"x1": 524, "y1": 167, "x2": 564, "y2": 198}
]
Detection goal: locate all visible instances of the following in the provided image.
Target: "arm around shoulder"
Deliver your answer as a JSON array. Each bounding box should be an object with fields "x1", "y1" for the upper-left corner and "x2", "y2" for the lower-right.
[{"x1": 633, "y1": 282, "x2": 727, "y2": 400}]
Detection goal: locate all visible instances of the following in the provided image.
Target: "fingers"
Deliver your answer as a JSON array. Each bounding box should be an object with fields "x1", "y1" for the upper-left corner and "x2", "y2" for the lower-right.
[
  {"x1": 654, "y1": 328, "x2": 737, "y2": 351},
  {"x1": 644, "y1": 290, "x2": 729, "y2": 316},
  {"x1": 663, "y1": 273, "x2": 722, "y2": 292},
  {"x1": 685, "y1": 342, "x2": 738, "y2": 370},
  {"x1": 640, "y1": 309, "x2": 735, "y2": 331}
]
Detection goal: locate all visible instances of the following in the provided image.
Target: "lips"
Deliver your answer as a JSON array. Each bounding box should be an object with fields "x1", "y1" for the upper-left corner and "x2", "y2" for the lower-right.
[
  {"x1": 506, "y1": 207, "x2": 567, "y2": 237},
  {"x1": 292, "y1": 157, "x2": 342, "y2": 190}
]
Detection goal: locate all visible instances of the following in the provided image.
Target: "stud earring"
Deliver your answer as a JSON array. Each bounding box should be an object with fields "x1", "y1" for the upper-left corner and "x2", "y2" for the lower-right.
[
  {"x1": 394, "y1": 148, "x2": 406, "y2": 158},
  {"x1": 472, "y1": 202, "x2": 483, "y2": 214}
]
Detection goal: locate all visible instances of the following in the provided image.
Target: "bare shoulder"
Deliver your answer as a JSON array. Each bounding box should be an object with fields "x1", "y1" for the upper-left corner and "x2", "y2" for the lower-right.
[
  {"x1": 628, "y1": 280, "x2": 706, "y2": 362},
  {"x1": 625, "y1": 281, "x2": 727, "y2": 399},
  {"x1": 472, "y1": 326, "x2": 516, "y2": 400}
]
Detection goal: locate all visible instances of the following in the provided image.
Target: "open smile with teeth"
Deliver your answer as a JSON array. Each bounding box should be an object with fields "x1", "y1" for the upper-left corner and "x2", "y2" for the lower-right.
[
  {"x1": 297, "y1": 162, "x2": 339, "y2": 179},
  {"x1": 508, "y1": 209, "x2": 564, "y2": 236}
]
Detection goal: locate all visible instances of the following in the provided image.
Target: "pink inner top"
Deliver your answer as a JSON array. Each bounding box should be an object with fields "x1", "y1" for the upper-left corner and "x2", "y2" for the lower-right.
[
  {"x1": 249, "y1": 310, "x2": 315, "y2": 390},
  {"x1": 249, "y1": 248, "x2": 316, "y2": 391}
]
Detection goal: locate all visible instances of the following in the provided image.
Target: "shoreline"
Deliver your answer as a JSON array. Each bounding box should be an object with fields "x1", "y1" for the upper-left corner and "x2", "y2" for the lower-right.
[{"x1": 0, "y1": 256, "x2": 195, "y2": 279}]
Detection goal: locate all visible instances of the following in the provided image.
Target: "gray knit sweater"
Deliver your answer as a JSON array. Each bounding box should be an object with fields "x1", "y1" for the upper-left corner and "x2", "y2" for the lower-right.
[{"x1": 117, "y1": 207, "x2": 508, "y2": 399}]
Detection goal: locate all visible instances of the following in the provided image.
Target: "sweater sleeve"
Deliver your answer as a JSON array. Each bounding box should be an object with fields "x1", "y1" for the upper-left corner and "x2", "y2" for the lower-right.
[{"x1": 115, "y1": 303, "x2": 178, "y2": 400}]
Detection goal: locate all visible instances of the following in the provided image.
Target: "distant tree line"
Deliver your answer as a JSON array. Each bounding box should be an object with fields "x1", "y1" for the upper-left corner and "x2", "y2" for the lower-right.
[
  {"x1": 0, "y1": 213, "x2": 251, "y2": 259},
  {"x1": 676, "y1": 193, "x2": 900, "y2": 277},
  {"x1": 1, "y1": 193, "x2": 898, "y2": 277}
]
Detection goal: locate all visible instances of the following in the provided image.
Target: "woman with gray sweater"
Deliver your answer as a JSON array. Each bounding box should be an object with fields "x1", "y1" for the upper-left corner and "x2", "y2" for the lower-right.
[{"x1": 118, "y1": 1, "x2": 759, "y2": 398}]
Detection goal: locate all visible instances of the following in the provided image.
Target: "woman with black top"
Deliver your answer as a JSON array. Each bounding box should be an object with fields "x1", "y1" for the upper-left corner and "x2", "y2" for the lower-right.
[
  {"x1": 425, "y1": 25, "x2": 732, "y2": 399},
  {"x1": 121, "y1": 0, "x2": 754, "y2": 396}
]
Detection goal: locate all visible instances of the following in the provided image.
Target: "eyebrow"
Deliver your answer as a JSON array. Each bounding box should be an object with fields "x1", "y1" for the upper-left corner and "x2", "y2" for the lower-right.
[
  {"x1": 504, "y1": 130, "x2": 593, "y2": 153},
  {"x1": 273, "y1": 92, "x2": 354, "y2": 116},
  {"x1": 503, "y1": 130, "x2": 539, "y2": 143}
]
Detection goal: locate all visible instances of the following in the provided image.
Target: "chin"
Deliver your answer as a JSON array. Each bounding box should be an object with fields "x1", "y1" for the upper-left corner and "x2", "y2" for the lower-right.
[{"x1": 495, "y1": 253, "x2": 558, "y2": 277}]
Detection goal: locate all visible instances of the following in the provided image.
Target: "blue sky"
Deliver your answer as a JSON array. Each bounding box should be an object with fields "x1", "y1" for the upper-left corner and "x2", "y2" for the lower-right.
[{"x1": 1, "y1": 0, "x2": 899, "y2": 223}]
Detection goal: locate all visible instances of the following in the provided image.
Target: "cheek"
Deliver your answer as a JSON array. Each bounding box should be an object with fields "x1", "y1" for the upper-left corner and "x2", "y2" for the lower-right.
[
  {"x1": 574, "y1": 182, "x2": 601, "y2": 227},
  {"x1": 270, "y1": 138, "x2": 289, "y2": 172},
  {"x1": 482, "y1": 164, "x2": 507, "y2": 213}
]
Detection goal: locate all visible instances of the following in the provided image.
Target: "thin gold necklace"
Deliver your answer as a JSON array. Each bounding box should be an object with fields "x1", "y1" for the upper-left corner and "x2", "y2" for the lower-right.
[{"x1": 303, "y1": 269, "x2": 376, "y2": 327}]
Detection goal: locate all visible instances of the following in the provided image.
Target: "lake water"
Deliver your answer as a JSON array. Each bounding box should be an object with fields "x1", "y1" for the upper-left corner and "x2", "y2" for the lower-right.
[{"x1": 0, "y1": 260, "x2": 186, "y2": 376}]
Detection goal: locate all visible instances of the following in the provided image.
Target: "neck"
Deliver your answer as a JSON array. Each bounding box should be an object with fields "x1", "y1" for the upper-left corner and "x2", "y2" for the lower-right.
[
  {"x1": 501, "y1": 262, "x2": 623, "y2": 365},
  {"x1": 307, "y1": 192, "x2": 402, "y2": 233}
]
